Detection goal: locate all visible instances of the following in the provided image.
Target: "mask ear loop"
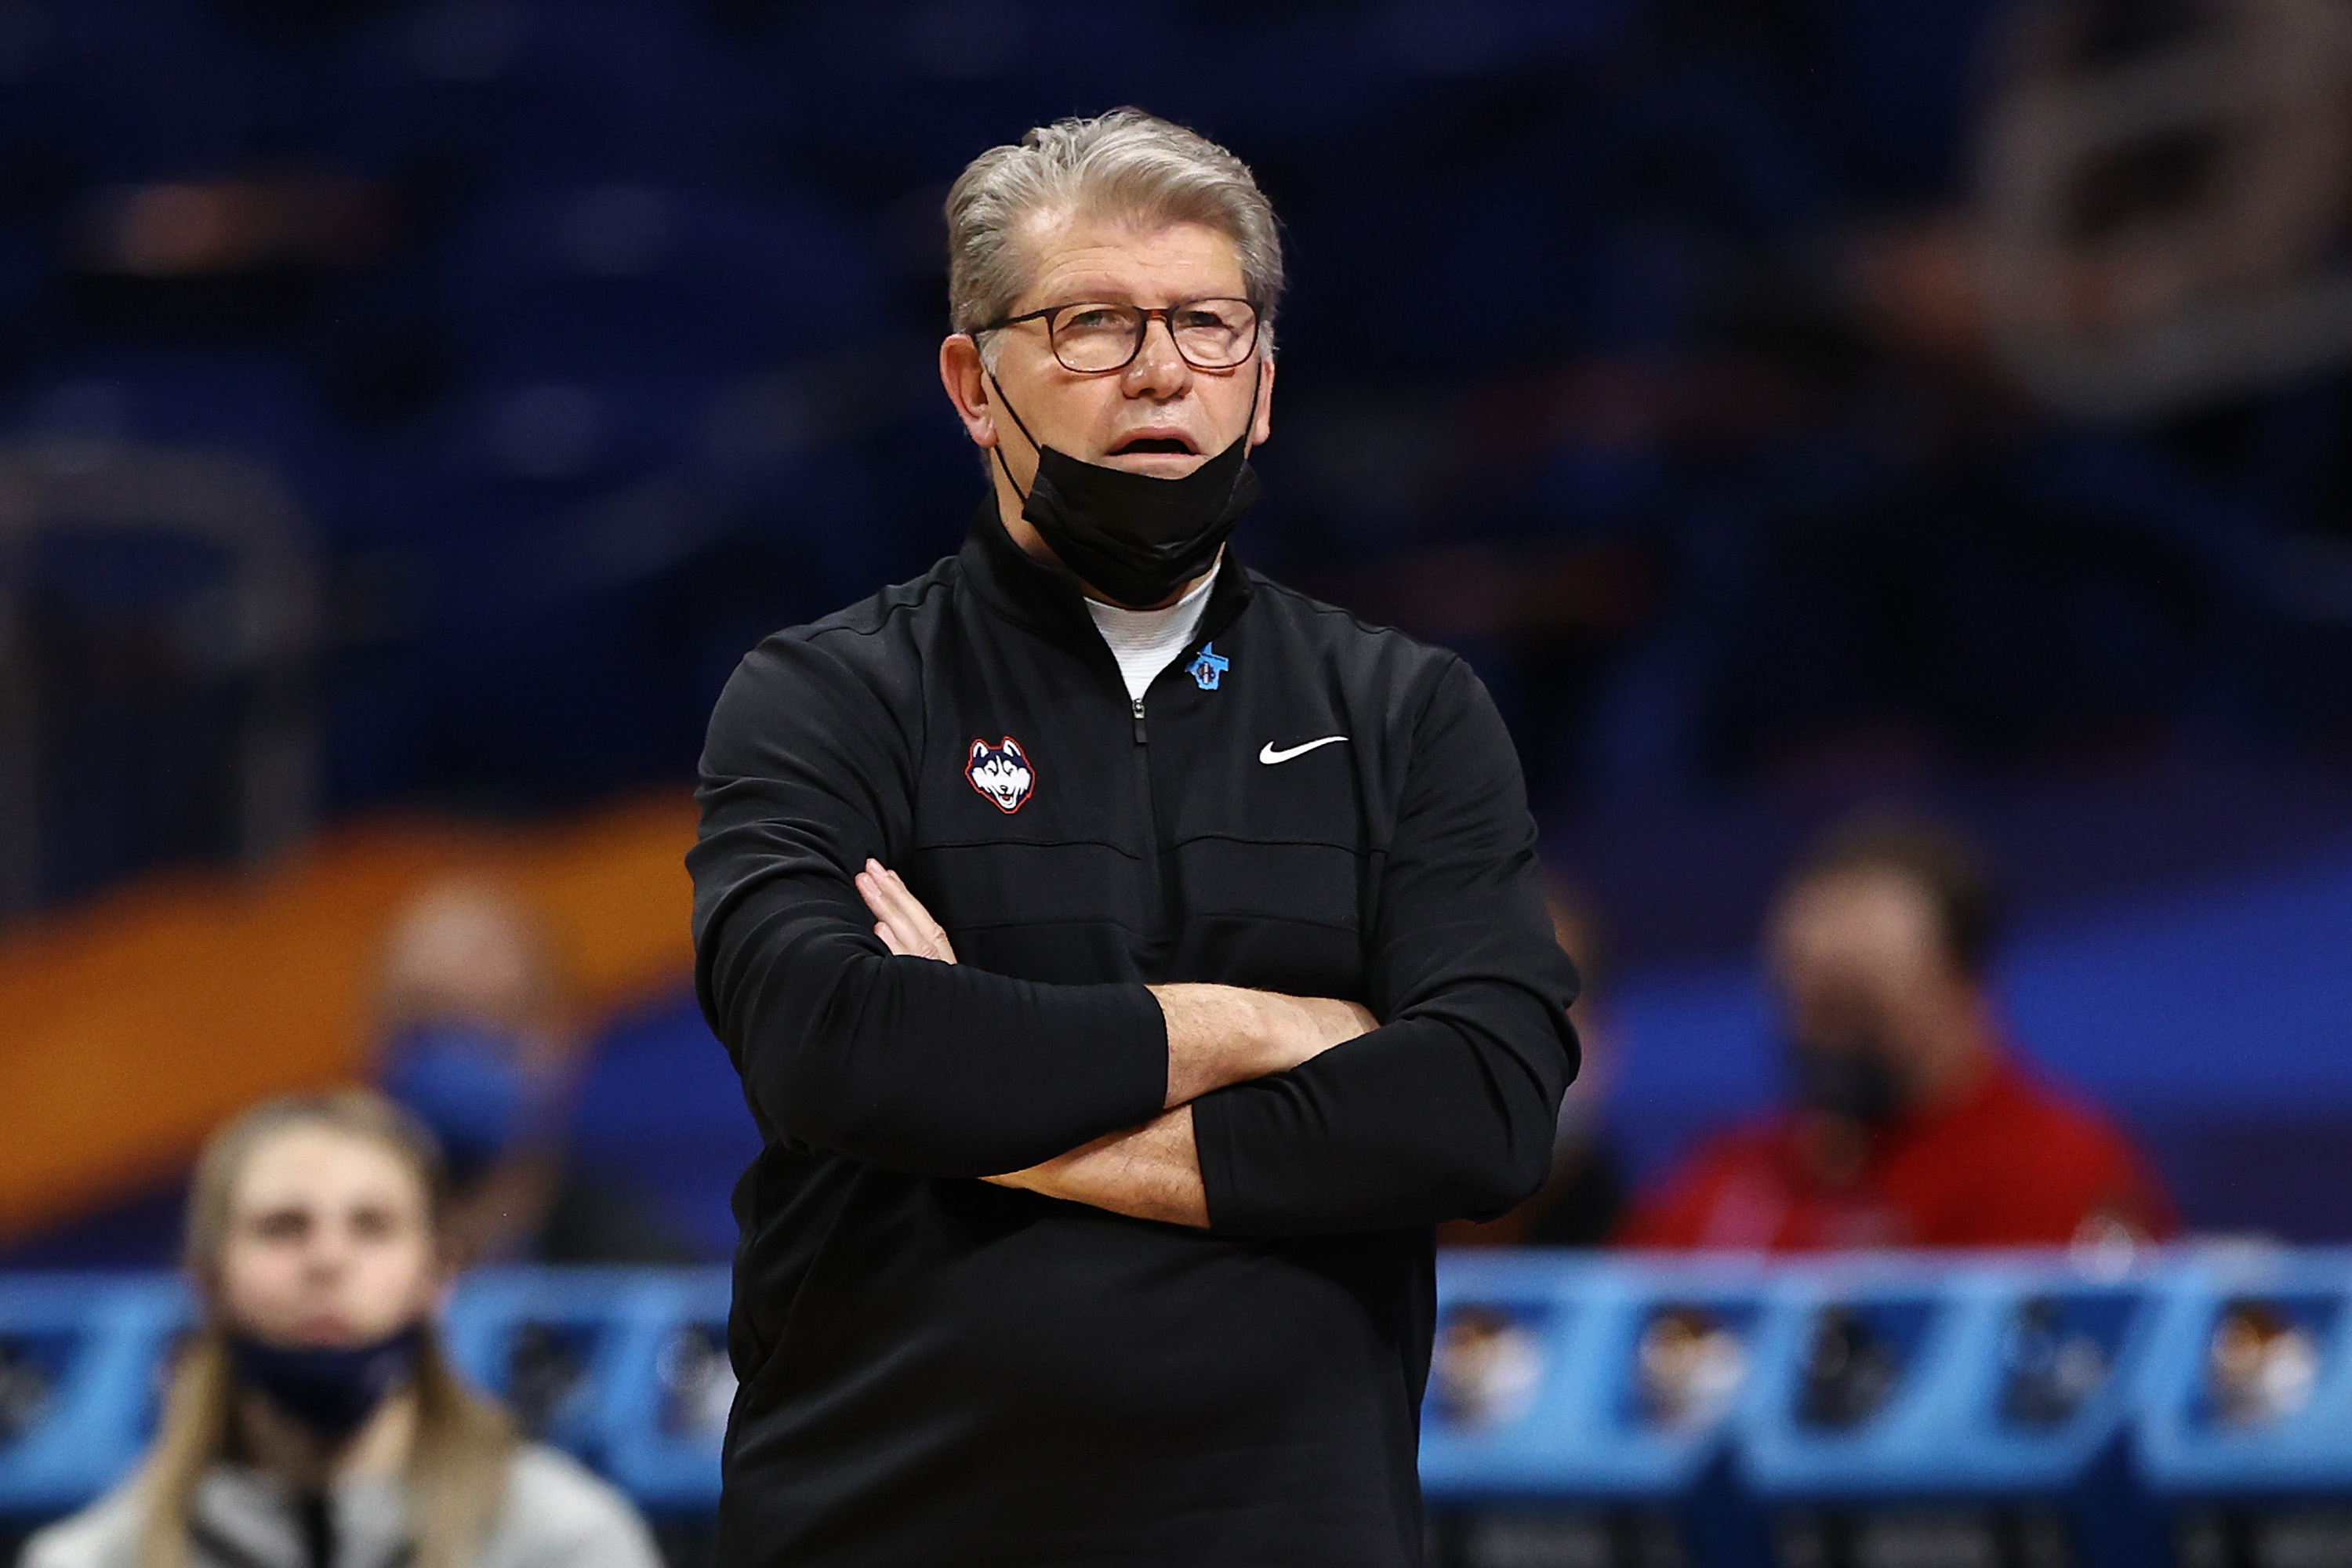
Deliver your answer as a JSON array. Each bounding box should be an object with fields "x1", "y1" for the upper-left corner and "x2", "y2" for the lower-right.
[
  {"x1": 979, "y1": 361, "x2": 1042, "y2": 506},
  {"x1": 979, "y1": 343, "x2": 1267, "y2": 501}
]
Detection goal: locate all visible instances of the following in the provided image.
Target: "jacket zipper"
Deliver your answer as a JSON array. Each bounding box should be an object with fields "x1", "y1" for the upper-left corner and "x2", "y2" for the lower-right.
[{"x1": 1131, "y1": 693, "x2": 1169, "y2": 952}]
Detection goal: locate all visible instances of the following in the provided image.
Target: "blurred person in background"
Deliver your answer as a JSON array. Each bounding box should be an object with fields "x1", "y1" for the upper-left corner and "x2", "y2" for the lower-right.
[
  {"x1": 1441, "y1": 877, "x2": 1626, "y2": 1247},
  {"x1": 21, "y1": 1091, "x2": 657, "y2": 1568},
  {"x1": 371, "y1": 879, "x2": 688, "y2": 1265},
  {"x1": 1617, "y1": 815, "x2": 2176, "y2": 1250}
]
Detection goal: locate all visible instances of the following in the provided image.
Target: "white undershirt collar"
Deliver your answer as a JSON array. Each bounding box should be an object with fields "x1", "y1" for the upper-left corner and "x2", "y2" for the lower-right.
[{"x1": 1083, "y1": 563, "x2": 1220, "y2": 703}]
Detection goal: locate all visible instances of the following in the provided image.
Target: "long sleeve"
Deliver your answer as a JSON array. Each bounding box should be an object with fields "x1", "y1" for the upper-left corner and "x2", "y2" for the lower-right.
[
  {"x1": 690, "y1": 630, "x2": 1170, "y2": 1177},
  {"x1": 1189, "y1": 657, "x2": 1580, "y2": 1234}
]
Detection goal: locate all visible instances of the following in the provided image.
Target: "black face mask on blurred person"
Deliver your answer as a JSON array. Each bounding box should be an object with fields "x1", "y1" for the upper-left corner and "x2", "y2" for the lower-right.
[
  {"x1": 229, "y1": 1323, "x2": 422, "y2": 1443},
  {"x1": 1786, "y1": 1037, "x2": 1912, "y2": 1127},
  {"x1": 984, "y1": 372, "x2": 1262, "y2": 608}
]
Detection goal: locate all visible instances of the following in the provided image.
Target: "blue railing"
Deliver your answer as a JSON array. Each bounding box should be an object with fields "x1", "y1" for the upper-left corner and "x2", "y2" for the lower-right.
[
  {"x1": 2, "y1": 1250, "x2": 2348, "y2": 1567},
  {"x1": 1428, "y1": 1247, "x2": 2352, "y2": 1567}
]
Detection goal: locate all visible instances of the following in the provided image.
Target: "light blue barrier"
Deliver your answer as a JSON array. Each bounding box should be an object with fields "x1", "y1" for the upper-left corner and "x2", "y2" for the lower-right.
[
  {"x1": 2134, "y1": 1249, "x2": 2352, "y2": 1567},
  {"x1": 0, "y1": 1276, "x2": 185, "y2": 1520},
  {"x1": 0, "y1": 1268, "x2": 737, "y2": 1526},
  {"x1": 435, "y1": 1267, "x2": 733, "y2": 1513},
  {"x1": 1723, "y1": 1254, "x2": 2171, "y2": 1568},
  {"x1": 1424, "y1": 1250, "x2": 1774, "y2": 1566},
  {"x1": 1419, "y1": 1247, "x2": 2352, "y2": 1568},
  {"x1": 2, "y1": 1253, "x2": 2350, "y2": 1568}
]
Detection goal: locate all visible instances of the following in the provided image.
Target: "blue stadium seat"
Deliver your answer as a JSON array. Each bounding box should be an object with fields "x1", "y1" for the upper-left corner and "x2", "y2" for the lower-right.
[
  {"x1": 1, "y1": 1251, "x2": 2346, "y2": 1556},
  {"x1": 583, "y1": 1272, "x2": 732, "y2": 1515},
  {"x1": 1737, "y1": 1255, "x2": 2172, "y2": 1568},
  {"x1": 0, "y1": 1276, "x2": 188, "y2": 1520},
  {"x1": 430, "y1": 1268, "x2": 731, "y2": 1512},
  {"x1": 1424, "y1": 1250, "x2": 1773, "y2": 1567},
  {"x1": 2137, "y1": 1249, "x2": 2352, "y2": 1566}
]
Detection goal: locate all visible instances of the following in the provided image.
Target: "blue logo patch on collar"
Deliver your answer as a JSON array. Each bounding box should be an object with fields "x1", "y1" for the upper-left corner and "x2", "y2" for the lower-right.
[{"x1": 1187, "y1": 642, "x2": 1230, "y2": 691}]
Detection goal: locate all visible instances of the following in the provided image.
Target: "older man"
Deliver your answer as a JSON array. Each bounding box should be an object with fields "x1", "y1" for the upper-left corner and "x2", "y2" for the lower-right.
[{"x1": 690, "y1": 109, "x2": 1578, "y2": 1566}]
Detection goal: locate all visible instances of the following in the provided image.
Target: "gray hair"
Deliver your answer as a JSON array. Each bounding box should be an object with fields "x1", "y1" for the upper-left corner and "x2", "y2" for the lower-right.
[{"x1": 945, "y1": 108, "x2": 1284, "y2": 351}]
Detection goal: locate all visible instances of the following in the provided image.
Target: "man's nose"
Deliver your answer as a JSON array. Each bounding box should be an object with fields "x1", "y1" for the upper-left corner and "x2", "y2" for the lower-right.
[{"x1": 1122, "y1": 314, "x2": 1192, "y2": 395}]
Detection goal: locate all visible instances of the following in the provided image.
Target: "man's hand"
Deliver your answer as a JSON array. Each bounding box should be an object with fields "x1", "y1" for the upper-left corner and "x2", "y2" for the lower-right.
[
  {"x1": 856, "y1": 861, "x2": 1378, "y2": 1106},
  {"x1": 858, "y1": 860, "x2": 957, "y2": 963},
  {"x1": 983, "y1": 1108, "x2": 1207, "y2": 1227}
]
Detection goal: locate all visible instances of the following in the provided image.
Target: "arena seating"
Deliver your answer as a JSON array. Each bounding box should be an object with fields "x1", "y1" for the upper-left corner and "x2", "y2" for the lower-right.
[
  {"x1": 1426, "y1": 1247, "x2": 2352, "y2": 1568},
  {"x1": 2, "y1": 1250, "x2": 2348, "y2": 1567}
]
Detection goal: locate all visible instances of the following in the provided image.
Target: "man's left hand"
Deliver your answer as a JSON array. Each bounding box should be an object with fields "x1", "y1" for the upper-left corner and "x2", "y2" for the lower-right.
[{"x1": 857, "y1": 859, "x2": 959, "y2": 963}]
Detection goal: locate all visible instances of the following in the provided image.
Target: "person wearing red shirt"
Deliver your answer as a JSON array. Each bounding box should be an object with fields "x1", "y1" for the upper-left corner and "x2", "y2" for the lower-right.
[{"x1": 1617, "y1": 818, "x2": 2176, "y2": 1252}]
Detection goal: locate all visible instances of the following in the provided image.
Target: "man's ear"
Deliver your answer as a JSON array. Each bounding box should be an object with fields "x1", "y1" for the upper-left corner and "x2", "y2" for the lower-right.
[
  {"x1": 938, "y1": 334, "x2": 999, "y2": 451},
  {"x1": 1250, "y1": 354, "x2": 1276, "y2": 449}
]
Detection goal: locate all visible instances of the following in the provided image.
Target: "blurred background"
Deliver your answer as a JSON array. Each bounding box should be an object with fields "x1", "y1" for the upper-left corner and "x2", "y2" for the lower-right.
[
  {"x1": 3, "y1": 0, "x2": 2352, "y2": 1560},
  {"x1": 6, "y1": 0, "x2": 2352, "y2": 1261}
]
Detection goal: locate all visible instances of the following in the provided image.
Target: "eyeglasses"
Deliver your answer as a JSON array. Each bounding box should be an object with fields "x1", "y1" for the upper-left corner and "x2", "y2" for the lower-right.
[{"x1": 974, "y1": 297, "x2": 1261, "y2": 374}]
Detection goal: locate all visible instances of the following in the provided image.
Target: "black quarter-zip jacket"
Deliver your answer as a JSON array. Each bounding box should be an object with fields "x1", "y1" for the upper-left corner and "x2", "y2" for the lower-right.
[{"x1": 689, "y1": 504, "x2": 1579, "y2": 1568}]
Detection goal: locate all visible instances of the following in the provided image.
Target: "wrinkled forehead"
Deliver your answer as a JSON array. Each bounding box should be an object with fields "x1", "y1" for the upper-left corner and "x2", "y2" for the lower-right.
[{"x1": 1009, "y1": 209, "x2": 1248, "y2": 311}]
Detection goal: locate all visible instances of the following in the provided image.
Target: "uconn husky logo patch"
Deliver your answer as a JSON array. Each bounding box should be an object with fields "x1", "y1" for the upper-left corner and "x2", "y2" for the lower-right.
[{"x1": 965, "y1": 736, "x2": 1036, "y2": 814}]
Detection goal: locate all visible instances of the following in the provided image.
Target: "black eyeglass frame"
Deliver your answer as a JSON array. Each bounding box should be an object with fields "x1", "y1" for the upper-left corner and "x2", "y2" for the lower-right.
[{"x1": 971, "y1": 296, "x2": 1263, "y2": 374}]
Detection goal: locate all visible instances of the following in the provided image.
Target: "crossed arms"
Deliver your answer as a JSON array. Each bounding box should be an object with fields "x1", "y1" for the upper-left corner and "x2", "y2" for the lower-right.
[
  {"x1": 689, "y1": 634, "x2": 1579, "y2": 1236},
  {"x1": 855, "y1": 859, "x2": 1374, "y2": 1227}
]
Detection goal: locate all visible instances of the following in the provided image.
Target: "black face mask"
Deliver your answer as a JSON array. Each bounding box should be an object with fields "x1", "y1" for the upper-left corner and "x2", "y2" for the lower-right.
[
  {"x1": 228, "y1": 1323, "x2": 422, "y2": 1443},
  {"x1": 985, "y1": 371, "x2": 1263, "y2": 608},
  {"x1": 1786, "y1": 1037, "x2": 1912, "y2": 1127}
]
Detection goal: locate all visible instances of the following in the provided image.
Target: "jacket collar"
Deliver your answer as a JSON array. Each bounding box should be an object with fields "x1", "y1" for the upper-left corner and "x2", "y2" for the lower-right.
[{"x1": 956, "y1": 497, "x2": 1255, "y2": 655}]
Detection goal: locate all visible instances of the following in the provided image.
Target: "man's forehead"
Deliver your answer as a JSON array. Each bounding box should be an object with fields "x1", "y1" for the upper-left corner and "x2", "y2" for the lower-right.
[{"x1": 1014, "y1": 212, "x2": 1245, "y2": 305}]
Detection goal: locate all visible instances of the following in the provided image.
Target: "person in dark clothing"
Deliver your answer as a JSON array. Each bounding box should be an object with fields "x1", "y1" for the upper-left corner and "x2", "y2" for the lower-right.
[{"x1": 688, "y1": 109, "x2": 1579, "y2": 1567}]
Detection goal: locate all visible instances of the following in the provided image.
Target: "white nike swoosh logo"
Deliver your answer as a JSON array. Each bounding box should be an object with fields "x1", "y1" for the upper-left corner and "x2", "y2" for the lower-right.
[{"x1": 1259, "y1": 736, "x2": 1348, "y2": 764}]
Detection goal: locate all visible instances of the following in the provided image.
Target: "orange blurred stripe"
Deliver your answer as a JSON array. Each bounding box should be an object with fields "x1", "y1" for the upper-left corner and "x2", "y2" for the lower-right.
[{"x1": 0, "y1": 793, "x2": 700, "y2": 1245}]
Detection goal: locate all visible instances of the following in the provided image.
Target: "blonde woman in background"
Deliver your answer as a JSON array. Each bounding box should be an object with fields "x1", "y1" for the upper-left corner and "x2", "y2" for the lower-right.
[{"x1": 24, "y1": 1091, "x2": 661, "y2": 1568}]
